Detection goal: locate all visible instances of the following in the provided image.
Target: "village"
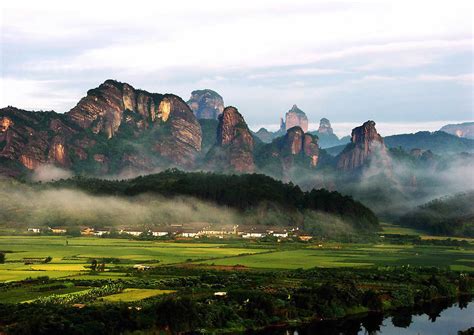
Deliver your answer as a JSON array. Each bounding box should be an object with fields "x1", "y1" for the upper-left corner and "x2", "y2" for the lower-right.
[{"x1": 26, "y1": 224, "x2": 314, "y2": 241}]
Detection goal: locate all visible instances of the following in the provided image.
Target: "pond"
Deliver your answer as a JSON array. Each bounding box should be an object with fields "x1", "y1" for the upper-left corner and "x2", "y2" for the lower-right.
[{"x1": 255, "y1": 296, "x2": 473, "y2": 335}]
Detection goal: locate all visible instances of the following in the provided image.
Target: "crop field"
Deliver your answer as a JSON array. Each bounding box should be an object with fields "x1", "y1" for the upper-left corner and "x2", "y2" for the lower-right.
[
  {"x1": 0, "y1": 236, "x2": 270, "y2": 281},
  {"x1": 0, "y1": 236, "x2": 472, "y2": 283},
  {"x1": 198, "y1": 243, "x2": 474, "y2": 270},
  {"x1": 101, "y1": 289, "x2": 175, "y2": 302}
]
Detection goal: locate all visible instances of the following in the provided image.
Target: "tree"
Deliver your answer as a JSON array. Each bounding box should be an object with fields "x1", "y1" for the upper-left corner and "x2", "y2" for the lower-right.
[
  {"x1": 90, "y1": 259, "x2": 98, "y2": 271},
  {"x1": 0, "y1": 252, "x2": 5, "y2": 264}
]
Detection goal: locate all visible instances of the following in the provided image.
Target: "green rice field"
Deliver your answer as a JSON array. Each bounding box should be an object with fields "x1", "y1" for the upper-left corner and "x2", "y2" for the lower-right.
[{"x1": 0, "y1": 236, "x2": 472, "y2": 283}]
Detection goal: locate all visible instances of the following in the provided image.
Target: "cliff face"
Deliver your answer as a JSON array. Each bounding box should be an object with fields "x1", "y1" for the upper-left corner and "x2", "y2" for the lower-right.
[
  {"x1": 0, "y1": 80, "x2": 202, "y2": 176},
  {"x1": 318, "y1": 118, "x2": 334, "y2": 135},
  {"x1": 282, "y1": 105, "x2": 308, "y2": 133},
  {"x1": 336, "y1": 120, "x2": 390, "y2": 171},
  {"x1": 207, "y1": 106, "x2": 255, "y2": 173},
  {"x1": 256, "y1": 126, "x2": 320, "y2": 179},
  {"x1": 187, "y1": 89, "x2": 224, "y2": 120},
  {"x1": 0, "y1": 108, "x2": 77, "y2": 175}
]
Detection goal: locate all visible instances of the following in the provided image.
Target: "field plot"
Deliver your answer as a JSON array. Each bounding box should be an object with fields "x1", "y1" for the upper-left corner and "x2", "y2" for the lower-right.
[
  {"x1": 198, "y1": 244, "x2": 474, "y2": 271},
  {"x1": 0, "y1": 236, "x2": 268, "y2": 281},
  {"x1": 0, "y1": 283, "x2": 89, "y2": 304},
  {"x1": 101, "y1": 289, "x2": 175, "y2": 302}
]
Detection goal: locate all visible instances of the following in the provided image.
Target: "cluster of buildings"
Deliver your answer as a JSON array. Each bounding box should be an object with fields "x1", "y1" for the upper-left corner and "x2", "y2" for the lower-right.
[{"x1": 27, "y1": 224, "x2": 313, "y2": 241}]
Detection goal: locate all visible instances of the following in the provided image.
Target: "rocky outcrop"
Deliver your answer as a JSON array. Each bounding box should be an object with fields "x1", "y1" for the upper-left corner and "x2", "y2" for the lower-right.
[
  {"x1": 0, "y1": 107, "x2": 77, "y2": 174},
  {"x1": 281, "y1": 127, "x2": 319, "y2": 167},
  {"x1": 282, "y1": 105, "x2": 308, "y2": 132},
  {"x1": 256, "y1": 126, "x2": 320, "y2": 179},
  {"x1": 187, "y1": 89, "x2": 224, "y2": 120},
  {"x1": 207, "y1": 106, "x2": 254, "y2": 173},
  {"x1": 318, "y1": 118, "x2": 334, "y2": 135},
  {"x1": 0, "y1": 80, "x2": 202, "y2": 176},
  {"x1": 336, "y1": 120, "x2": 390, "y2": 171},
  {"x1": 440, "y1": 122, "x2": 474, "y2": 139}
]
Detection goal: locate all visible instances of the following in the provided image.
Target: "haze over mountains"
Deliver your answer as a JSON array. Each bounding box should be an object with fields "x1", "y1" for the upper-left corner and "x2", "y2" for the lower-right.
[{"x1": 1, "y1": 80, "x2": 473, "y2": 224}]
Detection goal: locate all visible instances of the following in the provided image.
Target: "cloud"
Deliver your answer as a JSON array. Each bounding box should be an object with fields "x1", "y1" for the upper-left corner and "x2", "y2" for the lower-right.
[{"x1": 32, "y1": 165, "x2": 73, "y2": 182}]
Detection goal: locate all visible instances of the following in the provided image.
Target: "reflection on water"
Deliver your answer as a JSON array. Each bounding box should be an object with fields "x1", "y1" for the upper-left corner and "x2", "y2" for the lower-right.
[{"x1": 256, "y1": 296, "x2": 473, "y2": 335}]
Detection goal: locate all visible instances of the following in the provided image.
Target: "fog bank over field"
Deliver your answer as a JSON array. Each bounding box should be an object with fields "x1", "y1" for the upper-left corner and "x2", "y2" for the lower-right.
[{"x1": 0, "y1": 179, "x2": 356, "y2": 237}]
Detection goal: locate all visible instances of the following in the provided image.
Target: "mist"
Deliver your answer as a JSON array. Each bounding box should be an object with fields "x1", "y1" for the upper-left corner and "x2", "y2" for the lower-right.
[{"x1": 0, "y1": 179, "x2": 357, "y2": 238}]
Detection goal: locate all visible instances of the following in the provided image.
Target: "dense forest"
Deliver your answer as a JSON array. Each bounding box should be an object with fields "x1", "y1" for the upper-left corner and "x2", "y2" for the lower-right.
[
  {"x1": 400, "y1": 192, "x2": 474, "y2": 237},
  {"x1": 46, "y1": 169, "x2": 379, "y2": 230}
]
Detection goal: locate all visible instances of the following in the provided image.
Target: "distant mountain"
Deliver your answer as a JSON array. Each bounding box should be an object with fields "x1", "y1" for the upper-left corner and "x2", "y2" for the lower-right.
[
  {"x1": 186, "y1": 89, "x2": 224, "y2": 120},
  {"x1": 325, "y1": 130, "x2": 474, "y2": 156},
  {"x1": 439, "y1": 122, "x2": 474, "y2": 139},
  {"x1": 282, "y1": 104, "x2": 308, "y2": 132},
  {"x1": 310, "y1": 118, "x2": 350, "y2": 149},
  {"x1": 384, "y1": 131, "x2": 474, "y2": 154}
]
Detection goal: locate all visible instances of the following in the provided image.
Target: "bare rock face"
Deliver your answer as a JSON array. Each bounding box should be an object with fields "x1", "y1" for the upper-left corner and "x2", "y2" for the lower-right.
[
  {"x1": 256, "y1": 126, "x2": 320, "y2": 179},
  {"x1": 283, "y1": 105, "x2": 308, "y2": 133},
  {"x1": 0, "y1": 107, "x2": 76, "y2": 174},
  {"x1": 336, "y1": 120, "x2": 390, "y2": 171},
  {"x1": 283, "y1": 127, "x2": 319, "y2": 167},
  {"x1": 208, "y1": 106, "x2": 254, "y2": 173},
  {"x1": 318, "y1": 118, "x2": 334, "y2": 135},
  {"x1": 187, "y1": 89, "x2": 224, "y2": 120},
  {"x1": 0, "y1": 80, "x2": 202, "y2": 176}
]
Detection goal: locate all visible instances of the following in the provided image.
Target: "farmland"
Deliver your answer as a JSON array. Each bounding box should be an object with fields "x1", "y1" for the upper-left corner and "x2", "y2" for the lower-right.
[
  {"x1": 0, "y1": 236, "x2": 473, "y2": 283},
  {"x1": 0, "y1": 234, "x2": 473, "y2": 334}
]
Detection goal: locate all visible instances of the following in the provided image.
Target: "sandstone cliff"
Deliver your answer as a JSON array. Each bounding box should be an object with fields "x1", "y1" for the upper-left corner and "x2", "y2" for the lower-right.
[
  {"x1": 206, "y1": 106, "x2": 254, "y2": 173},
  {"x1": 0, "y1": 80, "x2": 202, "y2": 176},
  {"x1": 282, "y1": 105, "x2": 308, "y2": 133},
  {"x1": 256, "y1": 126, "x2": 320, "y2": 180},
  {"x1": 187, "y1": 89, "x2": 224, "y2": 120},
  {"x1": 336, "y1": 120, "x2": 390, "y2": 171}
]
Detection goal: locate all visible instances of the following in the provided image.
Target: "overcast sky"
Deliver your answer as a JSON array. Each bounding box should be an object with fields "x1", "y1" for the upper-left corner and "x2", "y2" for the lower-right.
[{"x1": 0, "y1": 0, "x2": 473, "y2": 136}]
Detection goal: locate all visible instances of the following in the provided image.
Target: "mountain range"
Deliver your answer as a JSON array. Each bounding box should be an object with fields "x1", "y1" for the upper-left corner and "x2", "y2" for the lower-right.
[{"x1": 1, "y1": 80, "x2": 473, "y2": 220}]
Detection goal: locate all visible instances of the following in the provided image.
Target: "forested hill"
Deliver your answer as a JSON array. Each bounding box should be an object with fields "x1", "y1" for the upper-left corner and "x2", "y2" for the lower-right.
[
  {"x1": 400, "y1": 192, "x2": 474, "y2": 237},
  {"x1": 47, "y1": 169, "x2": 379, "y2": 230}
]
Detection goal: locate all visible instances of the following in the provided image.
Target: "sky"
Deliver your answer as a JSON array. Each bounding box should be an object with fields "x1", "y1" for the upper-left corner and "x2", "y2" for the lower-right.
[{"x1": 0, "y1": 0, "x2": 473, "y2": 137}]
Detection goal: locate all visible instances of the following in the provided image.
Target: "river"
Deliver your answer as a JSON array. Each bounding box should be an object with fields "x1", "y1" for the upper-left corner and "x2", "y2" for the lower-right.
[{"x1": 255, "y1": 296, "x2": 473, "y2": 335}]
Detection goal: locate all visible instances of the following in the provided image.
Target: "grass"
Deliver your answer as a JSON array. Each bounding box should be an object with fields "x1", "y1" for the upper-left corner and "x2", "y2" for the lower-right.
[
  {"x1": 101, "y1": 289, "x2": 175, "y2": 302},
  {"x1": 0, "y1": 284, "x2": 90, "y2": 304},
  {"x1": 198, "y1": 244, "x2": 474, "y2": 271},
  {"x1": 0, "y1": 236, "x2": 473, "y2": 282},
  {"x1": 0, "y1": 236, "x2": 268, "y2": 281}
]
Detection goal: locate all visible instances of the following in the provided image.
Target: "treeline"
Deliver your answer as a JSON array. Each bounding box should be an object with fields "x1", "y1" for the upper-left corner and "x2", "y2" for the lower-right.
[
  {"x1": 400, "y1": 192, "x2": 474, "y2": 237},
  {"x1": 47, "y1": 169, "x2": 379, "y2": 230}
]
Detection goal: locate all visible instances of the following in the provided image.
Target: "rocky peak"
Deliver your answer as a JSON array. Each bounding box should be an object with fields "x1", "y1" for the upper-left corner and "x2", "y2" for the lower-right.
[
  {"x1": 318, "y1": 118, "x2": 334, "y2": 135},
  {"x1": 187, "y1": 89, "x2": 224, "y2": 120},
  {"x1": 209, "y1": 106, "x2": 254, "y2": 173},
  {"x1": 284, "y1": 126, "x2": 319, "y2": 167},
  {"x1": 337, "y1": 120, "x2": 390, "y2": 171},
  {"x1": 284, "y1": 104, "x2": 308, "y2": 132}
]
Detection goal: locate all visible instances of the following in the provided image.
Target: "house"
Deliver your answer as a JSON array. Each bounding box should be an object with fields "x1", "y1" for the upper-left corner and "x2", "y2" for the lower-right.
[
  {"x1": 214, "y1": 291, "x2": 227, "y2": 297},
  {"x1": 119, "y1": 229, "x2": 143, "y2": 236},
  {"x1": 81, "y1": 227, "x2": 95, "y2": 236},
  {"x1": 49, "y1": 227, "x2": 67, "y2": 234},
  {"x1": 27, "y1": 227, "x2": 41, "y2": 234},
  {"x1": 180, "y1": 230, "x2": 199, "y2": 238},
  {"x1": 272, "y1": 231, "x2": 288, "y2": 238},
  {"x1": 152, "y1": 231, "x2": 168, "y2": 237},
  {"x1": 298, "y1": 234, "x2": 313, "y2": 241},
  {"x1": 94, "y1": 230, "x2": 110, "y2": 236},
  {"x1": 242, "y1": 232, "x2": 265, "y2": 239}
]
